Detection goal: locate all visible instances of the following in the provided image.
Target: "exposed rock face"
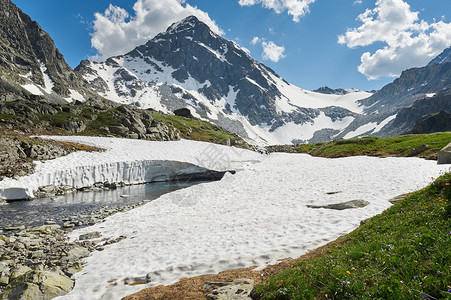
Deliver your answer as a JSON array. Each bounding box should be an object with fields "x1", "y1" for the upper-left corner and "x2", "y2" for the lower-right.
[
  {"x1": 76, "y1": 16, "x2": 365, "y2": 144},
  {"x1": 428, "y1": 46, "x2": 451, "y2": 66},
  {"x1": 0, "y1": 136, "x2": 71, "y2": 180},
  {"x1": 438, "y1": 142, "x2": 451, "y2": 164},
  {"x1": 380, "y1": 93, "x2": 451, "y2": 137},
  {"x1": 0, "y1": 0, "x2": 95, "y2": 102},
  {"x1": 0, "y1": 98, "x2": 180, "y2": 141},
  {"x1": 173, "y1": 108, "x2": 193, "y2": 118},
  {"x1": 337, "y1": 56, "x2": 451, "y2": 139},
  {"x1": 409, "y1": 110, "x2": 451, "y2": 134}
]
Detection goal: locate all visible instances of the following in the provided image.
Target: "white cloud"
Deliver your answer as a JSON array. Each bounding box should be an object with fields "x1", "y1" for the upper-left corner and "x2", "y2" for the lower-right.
[
  {"x1": 238, "y1": 0, "x2": 317, "y2": 22},
  {"x1": 339, "y1": 0, "x2": 451, "y2": 79},
  {"x1": 91, "y1": 0, "x2": 223, "y2": 59},
  {"x1": 250, "y1": 37, "x2": 286, "y2": 62},
  {"x1": 251, "y1": 36, "x2": 261, "y2": 45},
  {"x1": 262, "y1": 41, "x2": 286, "y2": 62}
]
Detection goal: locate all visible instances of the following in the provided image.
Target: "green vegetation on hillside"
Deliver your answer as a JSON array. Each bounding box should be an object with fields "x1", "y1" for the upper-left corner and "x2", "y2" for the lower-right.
[
  {"x1": 0, "y1": 98, "x2": 251, "y2": 148},
  {"x1": 253, "y1": 173, "x2": 451, "y2": 299},
  {"x1": 151, "y1": 113, "x2": 250, "y2": 147},
  {"x1": 269, "y1": 132, "x2": 451, "y2": 158}
]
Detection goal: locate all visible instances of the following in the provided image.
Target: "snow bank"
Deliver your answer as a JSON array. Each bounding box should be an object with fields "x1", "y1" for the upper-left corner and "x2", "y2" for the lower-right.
[
  {"x1": 48, "y1": 138, "x2": 449, "y2": 299},
  {"x1": 0, "y1": 137, "x2": 260, "y2": 200}
]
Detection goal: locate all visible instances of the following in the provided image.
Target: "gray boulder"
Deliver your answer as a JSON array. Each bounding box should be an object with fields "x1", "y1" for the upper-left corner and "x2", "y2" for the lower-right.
[
  {"x1": 0, "y1": 271, "x2": 73, "y2": 300},
  {"x1": 307, "y1": 200, "x2": 370, "y2": 210},
  {"x1": 438, "y1": 142, "x2": 451, "y2": 164}
]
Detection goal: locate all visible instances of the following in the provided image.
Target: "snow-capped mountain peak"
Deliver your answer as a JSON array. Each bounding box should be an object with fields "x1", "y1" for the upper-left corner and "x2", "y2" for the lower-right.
[{"x1": 76, "y1": 16, "x2": 372, "y2": 145}]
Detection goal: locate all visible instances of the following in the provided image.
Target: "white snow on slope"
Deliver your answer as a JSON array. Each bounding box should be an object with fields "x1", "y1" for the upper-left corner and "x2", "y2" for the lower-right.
[
  {"x1": 271, "y1": 113, "x2": 355, "y2": 144},
  {"x1": 0, "y1": 137, "x2": 258, "y2": 200},
  {"x1": 343, "y1": 122, "x2": 378, "y2": 139},
  {"x1": 265, "y1": 71, "x2": 371, "y2": 114},
  {"x1": 81, "y1": 57, "x2": 373, "y2": 145},
  {"x1": 373, "y1": 114, "x2": 397, "y2": 134},
  {"x1": 40, "y1": 136, "x2": 449, "y2": 300},
  {"x1": 65, "y1": 89, "x2": 86, "y2": 103},
  {"x1": 21, "y1": 84, "x2": 43, "y2": 96},
  {"x1": 39, "y1": 62, "x2": 55, "y2": 94}
]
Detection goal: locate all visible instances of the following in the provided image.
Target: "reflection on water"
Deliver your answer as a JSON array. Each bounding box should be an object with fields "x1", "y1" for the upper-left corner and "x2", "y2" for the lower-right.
[{"x1": 0, "y1": 181, "x2": 206, "y2": 229}]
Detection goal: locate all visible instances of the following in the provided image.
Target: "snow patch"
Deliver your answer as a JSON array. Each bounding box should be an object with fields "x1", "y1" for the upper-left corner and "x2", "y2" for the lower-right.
[
  {"x1": 373, "y1": 114, "x2": 397, "y2": 134},
  {"x1": 21, "y1": 84, "x2": 43, "y2": 96},
  {"x1": 65, "y1": 89, "x2": 86, "y2": 103},
  {"x1": 343, "y1": 122, "x2": 378, "y2": 139},
  {"x1": 39, "y1": 62, "x2": 55, "y2": 94},
  {"x1": 41, "y1": 136, "x2": 450, "y2": 300}
]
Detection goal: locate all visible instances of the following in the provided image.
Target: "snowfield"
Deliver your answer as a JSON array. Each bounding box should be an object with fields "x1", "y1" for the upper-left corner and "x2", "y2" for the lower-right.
[{"x1": 0, "y1": 137, "x2": 447, "y2": 300}]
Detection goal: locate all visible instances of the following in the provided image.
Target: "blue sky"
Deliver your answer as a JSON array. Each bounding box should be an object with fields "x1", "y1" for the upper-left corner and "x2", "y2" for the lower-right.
[{"x1": 12, "y1": 0, "x2": 451, "y2": 91}]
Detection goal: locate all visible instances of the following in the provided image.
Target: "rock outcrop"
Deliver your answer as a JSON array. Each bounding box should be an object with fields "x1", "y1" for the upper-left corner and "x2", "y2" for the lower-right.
[
  {"x1": 0, "y1": 136, "x2": 73, "y2": 180},
  {"x1": 0, "y1": 98, "x2": 180, "y2": 141},
  {"x1": 409, "y1": 110, "x2": 451, "y2": 134},
  {"x1": 438, "y1": 142, "x2": 451, "y2": 164}
]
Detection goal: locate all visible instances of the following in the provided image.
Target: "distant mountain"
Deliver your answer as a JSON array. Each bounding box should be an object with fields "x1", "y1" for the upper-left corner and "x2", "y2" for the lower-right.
[
  {"x1": 76, "y1": 16, "x2": 372, "y2": 145},
  {"x1": 335, "y1": 50, "x2": 451, "y2": 139},
  {"x1": 428, "y1": 46, "x2": 451, "y2": 66},
  {"x1": 0, "y1": 0, "x2": 95, "y2": 103}
]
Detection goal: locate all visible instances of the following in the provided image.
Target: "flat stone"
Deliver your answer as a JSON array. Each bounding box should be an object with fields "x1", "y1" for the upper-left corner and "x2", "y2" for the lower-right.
[
  {"x1": 30, "y1": 225, "x2": 61, "y2": 233},
  {"x1": 79, "y1": 232, "x2": 102, "y2": 241},
  {"x1": 205, "y1": 279, "x2": 254, "y2": 300},
  {"x1": 389, "y1": 193, "x2": 409, "y2": 204},
  {"x1": 61, "y1": 246, "x2": 90, "y2": 264},
  {"x1": 307, "y1": 200, "x2": 370, "y2": 210},
  {"x1": 63, "y1": 222, "x2": 75, "y2": 228}
]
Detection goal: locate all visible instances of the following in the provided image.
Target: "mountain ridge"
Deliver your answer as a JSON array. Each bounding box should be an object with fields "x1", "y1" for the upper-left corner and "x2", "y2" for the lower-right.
[
  {"x1": 0, "y1": 0, "x2": 96, "y2": 103},
  {"x1": 76, "y1": 15, "x2": 372, "y2": 145}
]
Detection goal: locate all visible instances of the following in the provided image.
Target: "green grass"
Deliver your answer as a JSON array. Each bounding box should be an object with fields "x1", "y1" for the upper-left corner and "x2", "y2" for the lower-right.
[
  {"x1": 38, "y1": 111, "x2": 86, "y2": 126},
  {"x1": 253, "y1": 173, "x2": 451, "y2": 299},
  {"x1": 0, "y1": 113, "x2": 19, "y2": 121},
  {"x1": 151, "y1": 113, "x2": 247, "y2": 145},
  {"x1": 274, "y1": 132, "x2": 451, "y2": 158}
]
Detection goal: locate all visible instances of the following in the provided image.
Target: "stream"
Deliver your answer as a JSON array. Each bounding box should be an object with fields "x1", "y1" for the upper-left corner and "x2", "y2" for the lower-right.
[{"x1": 0, "y1": 180, "x2": 207, "y2": 231}]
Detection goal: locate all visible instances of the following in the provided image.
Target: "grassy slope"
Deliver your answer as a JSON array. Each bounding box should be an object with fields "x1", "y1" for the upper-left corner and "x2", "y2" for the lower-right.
[
  {"x1": 253, "y1": 173, "x2": 451, "y2": 299},
  {"x1": 151, "y1": 113, "x2": 249, "y2": 147},
  {"x1": 269, "y1": 132, "x2": 451, "y2": 159}
]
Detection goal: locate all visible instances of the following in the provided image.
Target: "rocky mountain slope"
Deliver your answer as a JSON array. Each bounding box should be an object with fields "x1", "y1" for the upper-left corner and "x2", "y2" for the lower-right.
[
  {"x1": 0, "y1": 0, "x2": 96, "y2": 103},
  {"x1": 76, "y1": 16, "x2": 372, "y2": 145},
  {"x1": 428, "y1": 46, "x2": 451, "y2": 66},
  {"x1": 335, "y1": 47, "x2": 451, "y2": 139},
  {"x1": 0, "y1": 1, "x2": 249, "y2": 147}
]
